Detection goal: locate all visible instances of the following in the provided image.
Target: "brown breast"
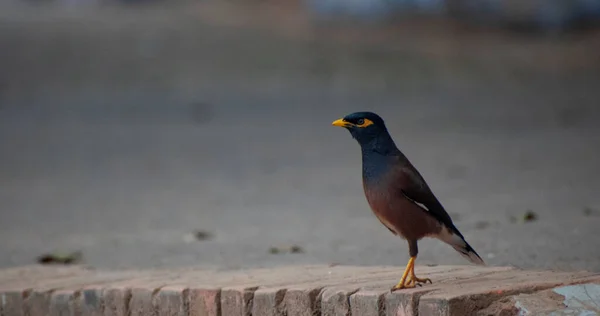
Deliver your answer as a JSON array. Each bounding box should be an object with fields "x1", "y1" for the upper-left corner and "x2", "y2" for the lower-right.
[{"x1": 363, "y1": 181, "x2": 442, "y2": 241}]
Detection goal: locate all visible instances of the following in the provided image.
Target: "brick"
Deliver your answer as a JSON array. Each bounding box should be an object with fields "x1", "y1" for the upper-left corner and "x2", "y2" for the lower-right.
[
  {"x1": 1, "y1": 291, "x2": 24, "y2": 316},
  {"x1": 188, "y1": 288, "x2": 220, "y2": 316},
  {"x1": 482, "y1": 290, "x2": 560, "y2": 315},
  {"x1": 320, "y1": 286, "x2": 360, "y2": 316},
  {"x1": 283, "y1": 286, "x2": 323, "y2": 316},
  {"x1": 49, "y1": 289, "x2": 78, "y2": 316},
  {"x1": 417, "y1": 268, "x2": 600, "y2": 316},
  {"x1": 418, "y1": 298, "x2": 450, "y2": 316},
  {"x1": 99, "y1": 277, "x2": 168, "y2": 316},
  {"x1": 100, "y1": 276, "x2": 170, "y2": 316},
  {"x1": 385, "y1": 289, "x2": 433, "y2": 316},
  {"x1": 70, "y1": 277, "x2": 144, "y2": 316},
  {"x1": 77, "y1": 287, "x2": 104, "y2": 316},
  {"x1": 102, "y1": 288, "x2": 130, "y2": 316},
  {"x1": 23, "y1": 290, "x2": 51, "y2": 316},
  {"x1": 129, "y1": 287, "x2": 156, "y2": 316},
  {"x1": 419, "y1": 294, "x2": 492, "y2": 316},
  {"x1": 349, "y1": 290, "x2": 387, "y2": 316},
  {"x1": 498, "y1": 284, "x2": 600, "y2": 315},
  {"x1": 154, "y1": 286, "x2": 188, "y2": 316},
  {"x1": 2, "y1": 265, "x2": 600, "y2": 316},
  {"x1": 251, "y1": 288, "x2": 286, "y2": 316},
  {"x1": 220, "y1": 286, "x2": 258, "y2": 316}
]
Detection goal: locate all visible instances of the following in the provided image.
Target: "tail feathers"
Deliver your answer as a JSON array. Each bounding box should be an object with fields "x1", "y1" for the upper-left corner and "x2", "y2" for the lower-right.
[
  {"x1": 451, "y1": 241, "x2": 485, "y2": 266},
  {"x1": 437, "y1": 226, "x2": 485, "y2": 266}
]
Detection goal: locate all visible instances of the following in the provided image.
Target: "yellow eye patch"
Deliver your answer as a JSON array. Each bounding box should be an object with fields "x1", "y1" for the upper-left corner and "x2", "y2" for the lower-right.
[
  {"x1": 355, "y1": 118, "x2": 374, "y2": 128},
  {"x1": 331, "y1": 118, "x2": 375, "y2": 128}
]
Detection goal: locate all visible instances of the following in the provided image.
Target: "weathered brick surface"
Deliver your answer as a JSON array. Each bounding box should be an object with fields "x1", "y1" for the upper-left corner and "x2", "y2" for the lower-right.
[
  {"x1": 188, "y1": 287, "x2": 220, "y2": 316},
  {"x1": 416, "y1": 269, "x2": 600, "y2": 316},
  {"x1": 251, "y1": 288, "x2": 286, "y2": 316},
  {"x1": 23, "y1": 290, "x2": 52, "y2": 316},
  {"x1": 77, "y1": 287, "x2": 104, "y2": 316},
  {"x1": 321, "y1": 286, "x2": 361, "y2": 315},
  {"x1": 102, "y1": 287, "x2": 130, "y2": 316},
  {"x1": 384, "y1": 289, "x2": 429, "y2": 316},
  {"x1": 1, "y1": 291, "x2": 24, "y2": 316},
  {"x1": 220, "y1": 286, "x2": 258, "y2": 316},
  {"x1": 283, "y1": 285, "x2": 323, "y2": 316},
  {"x1": 349, "y1": 290, "x2": 387, "y2": 316},
  {"x1": 49, "y1": 289, "x2": 78, "y2": 316},
  {"x1": 129, "y1": 287, "x2": 155, "y2": 316},
  {"x1": 1, "y1": 264, "x2": 599, "y2": 316},
  {"x1": 154, "y1": 286, "x2": 188, "y2": 316}
]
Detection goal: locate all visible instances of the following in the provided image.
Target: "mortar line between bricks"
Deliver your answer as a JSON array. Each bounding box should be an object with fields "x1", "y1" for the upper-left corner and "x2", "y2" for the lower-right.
[
  {"x1": 378, "y1": 292, "x2": 385, "y2": 316},
  {"x1": 277, "y1": 288, "x2": 287, "y2": 316},
  {"x1": 44, "y1": 288, "x2": 57, "y2": 313},
  {"x1": 282, "y1": 286, "x2": 324, "y2": 316},
  {"x1": 181, "y1": 288, "x2": 190, "y2": 316},
  {"x1": 346, "y1": 288, "x2": 360, "y2": 316},
  {"x1": 349, "y1": 289, "x2": 388, "y2": 316},
  {"x1": 195, "y1": 287, "x2": 223, "y2": 316},
  {"x1": 216, "y1": 288, "x2": 222, "y2": 316},
  {"x1": 412, "y1": 290, "x2": 435, "y2": 316},
  {"x1": 71, "y1": 289, "x2": 82, "y2": 316},
  {"x1": 21, "y1": 288, "x2": 32, "y2": 314},
  {"x1": 314, "y1": 287, "x2": 325, "y2": 316},
  {"x1": 98, "y1": 288, "x2": 106, "y2": 316},
  {"x1": 124, "y1": 288, "x2": 133, "y2": 316},
  {"x1": 151, "y1": 285, "x2": 164, "y2": 316},
  {"x1": 268, "y1": 288, "x2": 288, "y2": 316},
  {"x1": 245, "y1": 287, "x2": 258, "y2": 316}
]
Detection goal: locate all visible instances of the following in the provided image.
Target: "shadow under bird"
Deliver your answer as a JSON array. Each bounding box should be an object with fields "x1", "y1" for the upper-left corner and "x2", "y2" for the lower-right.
[{"x1": 332, "y1": 111, "x2": 484, "y2": 291}]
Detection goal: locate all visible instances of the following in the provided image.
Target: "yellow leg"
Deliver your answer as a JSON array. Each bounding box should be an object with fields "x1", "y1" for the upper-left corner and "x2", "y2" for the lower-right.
[
  {"x1": 391, "y1": 256, "x2": 432, "y2": 291},
  {"x1": 391, "y1": 257, "x2": 416, "y2": 291},
  {"x1": 407, "y1": 261, "x2": 432, "y2": 286}
]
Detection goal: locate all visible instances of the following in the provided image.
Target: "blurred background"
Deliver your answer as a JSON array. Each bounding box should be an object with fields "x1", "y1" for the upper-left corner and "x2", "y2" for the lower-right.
[{"x1": 1, "y1": 0, "x2": 600, "y2": 272}]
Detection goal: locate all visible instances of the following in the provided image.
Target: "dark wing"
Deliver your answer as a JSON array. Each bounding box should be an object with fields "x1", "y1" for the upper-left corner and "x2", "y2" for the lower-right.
[{"x1": 392, "y1": 157, "x2": 462, "y2": 237}]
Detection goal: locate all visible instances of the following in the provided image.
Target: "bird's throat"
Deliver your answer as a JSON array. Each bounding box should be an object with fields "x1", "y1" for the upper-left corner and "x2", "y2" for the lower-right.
[
  {"x1": 361, "y1": 149, "x2": 394, "y2": 185},
  {"x1": 357, "y1": 132, "x2": 401, "y2": 184}
]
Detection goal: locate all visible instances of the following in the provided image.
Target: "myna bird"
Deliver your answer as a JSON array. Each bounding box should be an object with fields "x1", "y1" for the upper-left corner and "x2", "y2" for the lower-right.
[{"x1": 332, "y1": 111, "x2": 484, "y2": 291}]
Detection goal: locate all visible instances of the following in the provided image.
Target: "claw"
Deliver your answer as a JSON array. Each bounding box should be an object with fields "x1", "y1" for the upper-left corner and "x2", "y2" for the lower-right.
[
  {"x1": 411, "y1": 275, "x2": 433, "y2": 284},
  {"x1": 391, "y1": 256, "x2": 433, "y2": 291},
  {"x1": 409, "y1": 275, "x2": 432, "y2": 285},
  {"x1": 391, "y1": 282, "x2": 416, "y2": 291}
]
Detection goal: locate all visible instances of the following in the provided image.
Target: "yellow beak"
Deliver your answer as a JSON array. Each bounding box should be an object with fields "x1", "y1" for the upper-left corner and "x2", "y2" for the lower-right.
[{"x1": 332, "y1": 118, "x2": 351, "y2": 128}]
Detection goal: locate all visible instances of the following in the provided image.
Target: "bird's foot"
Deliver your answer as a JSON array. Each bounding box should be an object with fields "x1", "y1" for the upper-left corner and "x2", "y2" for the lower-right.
[
  {"x1": 391, "y1": 276, "x2": 432, "y2": 291},
  {"x1": 390, "y1": 282, "x2": 417, "y2": 291},
  {"x1": 408, "y1": 275, "x2": 432, "y2": 286}
]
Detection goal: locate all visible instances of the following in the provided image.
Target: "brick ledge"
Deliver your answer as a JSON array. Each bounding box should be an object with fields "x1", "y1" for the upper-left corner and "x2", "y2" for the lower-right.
[{"x1": 1, "y1": 264, "x2": 599, "y2": 315}]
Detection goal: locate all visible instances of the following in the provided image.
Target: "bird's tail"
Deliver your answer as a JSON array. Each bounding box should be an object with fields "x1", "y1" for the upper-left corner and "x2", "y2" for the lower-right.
[{"x1": 437, "y1": 226, "x2": 485, "y2": 266}]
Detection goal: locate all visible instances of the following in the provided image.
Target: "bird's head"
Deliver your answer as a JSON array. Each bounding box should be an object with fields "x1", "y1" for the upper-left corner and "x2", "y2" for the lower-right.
[{"x1": 332, "y1": 111, "x2": 394, "y2": 149}]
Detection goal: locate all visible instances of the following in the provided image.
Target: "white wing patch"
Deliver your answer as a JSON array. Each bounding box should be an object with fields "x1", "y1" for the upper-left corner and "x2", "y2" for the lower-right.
[{"x1": 400, "y1": 190, "x2": 430, "y2": 212}]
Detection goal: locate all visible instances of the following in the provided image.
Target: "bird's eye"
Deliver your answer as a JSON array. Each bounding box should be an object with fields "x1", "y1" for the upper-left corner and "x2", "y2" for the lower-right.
[{"x1": 356, "y1": 119, "x2": 365, "y2": 125}]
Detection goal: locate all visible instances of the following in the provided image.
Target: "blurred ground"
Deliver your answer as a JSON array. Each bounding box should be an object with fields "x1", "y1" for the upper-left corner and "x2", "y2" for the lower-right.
[{"x1": 1, "y1": 2, "x2": 600, "y2": 272}]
